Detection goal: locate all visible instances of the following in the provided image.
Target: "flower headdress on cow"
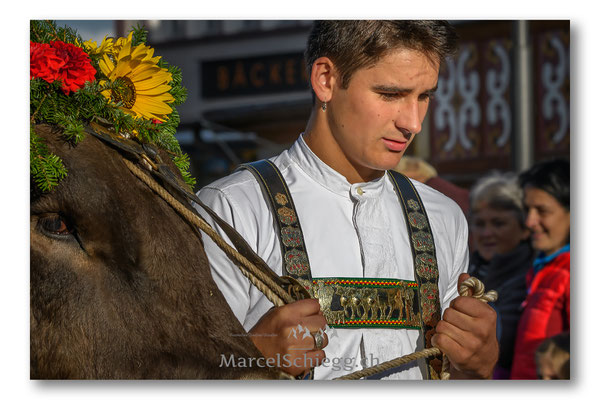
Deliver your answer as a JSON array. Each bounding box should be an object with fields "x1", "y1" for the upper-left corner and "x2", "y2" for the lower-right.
[{"x1": 30, "y1": 20, "x2": 194, "y2": 192}]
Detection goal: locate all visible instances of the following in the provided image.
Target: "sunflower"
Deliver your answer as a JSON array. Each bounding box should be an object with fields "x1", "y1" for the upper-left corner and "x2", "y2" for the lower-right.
[
  {"x1": 83, "y1": 36, "x2": 114, "y2": 56},
  {"x1": 99, "y1": 32, "x2": 174, "y2": 122}
]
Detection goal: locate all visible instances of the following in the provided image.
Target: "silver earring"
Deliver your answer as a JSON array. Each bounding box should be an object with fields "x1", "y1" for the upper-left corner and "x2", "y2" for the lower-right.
[{"x1": 321, "y1": 102, "x2": 327, "y2": 112}]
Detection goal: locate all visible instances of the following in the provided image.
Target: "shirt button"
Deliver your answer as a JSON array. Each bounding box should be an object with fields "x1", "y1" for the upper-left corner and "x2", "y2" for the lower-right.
[{"x1": 357, "y1": 187, "x2": 364, "y2": 195}]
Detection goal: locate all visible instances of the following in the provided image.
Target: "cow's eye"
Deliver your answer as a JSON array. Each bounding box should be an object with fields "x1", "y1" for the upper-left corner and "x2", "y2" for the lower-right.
[{"x1": 38, "y1": 214, "x2": 74, "y2": 237}]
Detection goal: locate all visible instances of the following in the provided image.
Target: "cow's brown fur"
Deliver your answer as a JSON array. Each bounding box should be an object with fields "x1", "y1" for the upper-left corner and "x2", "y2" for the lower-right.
[{"x1": 30, "y1": 124, "x2": 282, "y2": 379}]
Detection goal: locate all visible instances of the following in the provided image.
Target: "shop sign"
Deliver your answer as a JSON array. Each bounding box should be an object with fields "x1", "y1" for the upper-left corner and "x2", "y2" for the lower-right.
[{"x1": 201, "y1": 52, "x2": 310, "y2": 99}]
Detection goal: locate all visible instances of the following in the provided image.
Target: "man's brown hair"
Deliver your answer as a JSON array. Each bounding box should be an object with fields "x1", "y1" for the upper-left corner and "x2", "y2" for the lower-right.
[{"x1": 304, "y1": 20, "x2": 458, "y2": 91}]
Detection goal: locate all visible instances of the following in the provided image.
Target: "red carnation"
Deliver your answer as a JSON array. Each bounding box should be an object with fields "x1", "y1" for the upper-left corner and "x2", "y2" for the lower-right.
[
  {"x1": 30, "y1": 41, "x2": 65, "y2": 84},
  {"x1": 30, "y1": 40, "x2": 96, "y2": 95},
  {"x1": 50, "y1": 41, "x2": 97, "y2": 95}
]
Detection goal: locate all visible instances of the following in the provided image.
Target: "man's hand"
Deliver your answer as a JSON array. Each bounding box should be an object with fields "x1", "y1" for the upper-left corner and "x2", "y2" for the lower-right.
[
  {"x1": 248, "y1": 298, "x2": 328, "y2": 377},
  {"x1": 432, "y1": 273, "x2": 499, "y2": 379}
]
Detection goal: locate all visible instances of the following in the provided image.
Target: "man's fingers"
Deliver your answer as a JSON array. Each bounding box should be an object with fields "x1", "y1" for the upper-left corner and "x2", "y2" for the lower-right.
[
  {"x1": 300, "y1": 314, "x2": 328, "y2": 331},
  {"x1": 433, "y1": 275, "x2": 499, "y2": 379},
  {"x1": 457, "y1": 273, "x2": 472, "y2": 296},
  {"x1": 440, "y1": 305, "x2": 492, "y2": 350},
  {"x1": 282, "y1": 298, "x2": 322, "y2": 317},
  {"x1": 431, "y1": 332, "x2": 469, "y2": 373},
  {"x1": 431, "y1": 330, "x2": 463, "y2": 358},
  {"x1": 248, "y1": 299, "x2": 330, "y2": 377},
  {"x1": 442, "y1": 305, "x2": 476, "y2": 330},
  {"x1": 449, "y1": 296, "x2": 497, "y2": 319},
  {"x1": 434, "y1": 319, "x2": 470, "y2": 350},
  {"x1": 431, "y1": 325, "x2": 477, "y2": 370}
]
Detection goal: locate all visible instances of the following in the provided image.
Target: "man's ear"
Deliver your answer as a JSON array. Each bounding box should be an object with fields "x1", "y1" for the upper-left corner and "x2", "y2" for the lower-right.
[{"x1": 310, "y1": 56, "x2": 336, "y2": 104}]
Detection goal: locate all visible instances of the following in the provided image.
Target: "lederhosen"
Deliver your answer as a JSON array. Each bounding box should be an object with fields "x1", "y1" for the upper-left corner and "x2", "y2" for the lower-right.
[{"x1": 238, "y1": 160, "x2": 443, "y2": 379}]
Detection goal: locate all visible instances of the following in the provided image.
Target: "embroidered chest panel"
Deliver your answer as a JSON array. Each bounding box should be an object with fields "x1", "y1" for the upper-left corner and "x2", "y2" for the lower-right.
[{"x1": 311, "y1": 277, "x2": 422, "y2": 329}]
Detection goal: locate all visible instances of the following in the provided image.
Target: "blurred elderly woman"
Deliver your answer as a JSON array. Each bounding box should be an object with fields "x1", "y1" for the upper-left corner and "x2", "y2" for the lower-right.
[
  {"x1": 511, "y1": 159, "x2": 570, "y2": 379},
  {"x1": 468, "y1": 172, "x2": 534, "y2": 379}
]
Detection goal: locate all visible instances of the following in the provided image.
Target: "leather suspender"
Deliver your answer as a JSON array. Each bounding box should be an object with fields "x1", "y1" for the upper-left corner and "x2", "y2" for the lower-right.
[
  {"x1": 239, "y1": 160, "x2": 443, "y2": 379},
  {"x1": 237, "y1": 160, "x2": 314, "y2": 291},
  {"x1": 387, "y1": 170, "x2": 443, "y2": 379}
]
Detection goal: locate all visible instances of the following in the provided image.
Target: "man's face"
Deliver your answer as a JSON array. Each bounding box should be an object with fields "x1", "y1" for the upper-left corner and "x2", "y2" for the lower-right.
[{"x1": 326, "y1": 48, "x2": 439, "y2": 179}]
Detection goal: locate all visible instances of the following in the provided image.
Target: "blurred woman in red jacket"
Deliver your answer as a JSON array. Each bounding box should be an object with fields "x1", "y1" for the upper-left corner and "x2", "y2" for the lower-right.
[{"x1": 511, "y1": 159, "x2": 570, "y2": 379}]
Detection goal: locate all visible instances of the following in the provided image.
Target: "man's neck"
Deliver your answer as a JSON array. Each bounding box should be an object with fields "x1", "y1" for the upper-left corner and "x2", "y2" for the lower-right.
[{"x1": 303, "y1": 112, "x2": 385, "y2": 184}]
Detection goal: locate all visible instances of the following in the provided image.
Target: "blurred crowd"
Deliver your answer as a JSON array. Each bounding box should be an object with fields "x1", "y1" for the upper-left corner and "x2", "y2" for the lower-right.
[{"x1": 396, "y1": 157, "x2": 570, "y2": 380}]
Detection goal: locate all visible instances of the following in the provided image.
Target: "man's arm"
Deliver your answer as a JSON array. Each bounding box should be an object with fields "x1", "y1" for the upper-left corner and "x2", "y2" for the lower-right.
[
  {"x1": 196, "y1": 184, "x2": 329, "y2": 376},
  {"x1": 195, "y1": 185, "x2": 255, "y2": 325}
]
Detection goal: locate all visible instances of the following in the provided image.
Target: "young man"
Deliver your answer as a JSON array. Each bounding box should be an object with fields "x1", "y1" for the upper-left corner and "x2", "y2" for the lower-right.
[{"x1": 196, "y1": 21, "x2": 498, "y2": 380}]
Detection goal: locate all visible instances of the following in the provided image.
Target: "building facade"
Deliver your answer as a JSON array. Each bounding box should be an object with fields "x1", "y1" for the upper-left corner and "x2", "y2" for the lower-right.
[{"x1": 117, "y1": 20, "x2": 570, "y2": 189}]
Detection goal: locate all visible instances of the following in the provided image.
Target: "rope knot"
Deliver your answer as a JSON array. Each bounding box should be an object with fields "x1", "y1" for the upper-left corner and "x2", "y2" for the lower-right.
[{"x1": 459, "y1": 277, "x2": 498, "y2": 303}]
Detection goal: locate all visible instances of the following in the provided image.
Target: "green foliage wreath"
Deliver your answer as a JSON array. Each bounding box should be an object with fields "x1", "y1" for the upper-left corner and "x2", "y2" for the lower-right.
[{"x1": 30, "y1": 20, "x2": 194, "y2": 192}]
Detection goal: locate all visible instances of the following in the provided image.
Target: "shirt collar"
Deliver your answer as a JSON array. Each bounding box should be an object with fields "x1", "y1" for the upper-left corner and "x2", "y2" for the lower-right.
[
  {"x1": 532, "y1": 243, "x2": 570, "y2": 275},
  {"x1": 288, "y1": 134, "x2": 387, "y2": 198}
]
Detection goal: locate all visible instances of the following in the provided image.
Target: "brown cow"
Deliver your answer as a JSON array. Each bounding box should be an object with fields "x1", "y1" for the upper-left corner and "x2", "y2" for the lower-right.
[{"x1": 30, "y1": 124, "x2": 285, "y2": 379}]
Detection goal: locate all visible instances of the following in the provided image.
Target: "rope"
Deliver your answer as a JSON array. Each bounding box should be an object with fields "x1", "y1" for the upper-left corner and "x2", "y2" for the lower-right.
[
  {"x1": 334, "y1": 348, "x2": 442, "y2": 380},
  {"x1": 125, "y1": 157, "x2": 499, "y2": 381},
  {"x1": 123, "y1": 158, "x2": 294, "y2": 307},
  {"x1": 334, "y1": 277, "x2": 498, "y2": 380}
]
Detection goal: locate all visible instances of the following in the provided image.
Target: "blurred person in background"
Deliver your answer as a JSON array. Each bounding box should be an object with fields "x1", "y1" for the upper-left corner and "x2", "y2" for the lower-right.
[
  {"x1": 468, "y1": 172, "x2": 534, "y2": 379},
  {"x1": 535, "y1": 331, "x2": 570, "y2": 380},
  {"x1": 511, "y1": 158, "x2": 570, "y2": 379},
  {"x1": 394, "y1": 155, "x2": 469, "y2": 218}
]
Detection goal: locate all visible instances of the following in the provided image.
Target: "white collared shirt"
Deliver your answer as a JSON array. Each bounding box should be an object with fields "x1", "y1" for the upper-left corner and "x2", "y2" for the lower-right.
[{"x1": 195, "y1": 134, "x2": 468, "y2": 379}]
